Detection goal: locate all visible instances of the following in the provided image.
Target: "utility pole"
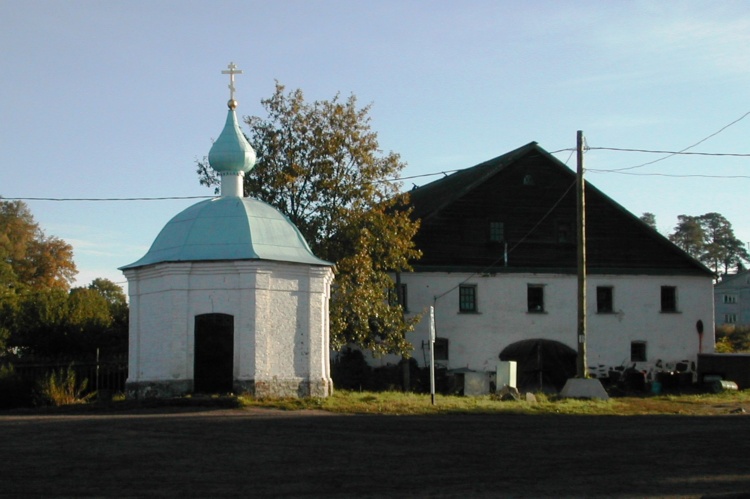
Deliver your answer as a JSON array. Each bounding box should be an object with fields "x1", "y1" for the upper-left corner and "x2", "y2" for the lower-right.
[{"x1": 576, "y1": 130, "x2": 588, "y2": 378}]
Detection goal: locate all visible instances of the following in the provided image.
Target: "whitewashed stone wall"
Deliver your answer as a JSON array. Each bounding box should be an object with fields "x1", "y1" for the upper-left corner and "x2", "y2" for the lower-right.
[
  {"x1": 373, "y1": 272, "x2": 714, "y2": 380},
  {"x1": 124, "y1": 260, "x2": 333, "y2": 398}
]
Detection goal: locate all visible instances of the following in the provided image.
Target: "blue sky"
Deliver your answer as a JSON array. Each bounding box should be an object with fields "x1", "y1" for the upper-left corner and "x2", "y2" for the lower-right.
[{"x1": 2, "y1": 1, "x2": 749, "y2": 290}]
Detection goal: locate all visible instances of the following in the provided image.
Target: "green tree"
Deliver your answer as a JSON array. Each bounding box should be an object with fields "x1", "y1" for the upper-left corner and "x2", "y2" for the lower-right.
[
  {"x1": 669, "y1": 212, "x2": 749, "y2": 275},
  {"x1": 0, "y1": 199, "x2": 77, "y2": 292},
  {"x1": 0, "y1": 199, "x2": 126, "y2": 358},
  {"x1": 198, "y1": 83, "x2": 421, "y2": 356},
  {"x1": 639, "y1": 212, "x2": 657, "y2": 230},
  {"x1": 88, "y1": 278, "x2": 128, "y2": 326}
]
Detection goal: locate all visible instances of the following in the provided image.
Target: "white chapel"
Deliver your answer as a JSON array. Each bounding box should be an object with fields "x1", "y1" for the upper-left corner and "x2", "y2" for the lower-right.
[{"x1": 120, "y1": 63, "x2": 335, "y2": 398}]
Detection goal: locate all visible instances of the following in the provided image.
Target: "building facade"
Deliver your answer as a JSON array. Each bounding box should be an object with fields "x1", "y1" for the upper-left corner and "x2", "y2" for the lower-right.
[
  {"x1": 715, "y1": 270, "x2": 750, "y2": 328},
  {"x1": 380, "y1": 143, "x2": 715, "y2": 391},
  {"x1": 121, "y1": 65, "x2": 334, "y2": 398}
]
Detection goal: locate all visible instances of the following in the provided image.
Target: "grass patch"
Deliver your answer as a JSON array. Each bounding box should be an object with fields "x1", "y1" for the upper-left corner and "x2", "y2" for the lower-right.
[{"x1": 236, "y1": 389, "x2": 750, "y2": 416}]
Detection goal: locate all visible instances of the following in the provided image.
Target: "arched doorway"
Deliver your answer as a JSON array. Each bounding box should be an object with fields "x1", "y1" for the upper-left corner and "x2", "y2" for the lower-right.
[
  {"x1": 499, "y1": 339, "x2": 577, "y2": 393},
  {"x1": 194, "y1": 313, "x2": 234, "y2": 393}
]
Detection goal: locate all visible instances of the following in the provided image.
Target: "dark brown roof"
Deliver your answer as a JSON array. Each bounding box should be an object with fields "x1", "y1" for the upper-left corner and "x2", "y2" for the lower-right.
[{"x1": 408, "y1": 142, "x2": 713, "y2": 276}]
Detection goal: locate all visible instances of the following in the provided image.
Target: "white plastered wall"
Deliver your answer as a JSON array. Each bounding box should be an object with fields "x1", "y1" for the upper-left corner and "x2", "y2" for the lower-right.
[
  {"x1": 124, "y1": 260, "x2": 333, "y2": 396},
  {"x1": 374, "y1": 272, "x2": 714, "y2": 376}
]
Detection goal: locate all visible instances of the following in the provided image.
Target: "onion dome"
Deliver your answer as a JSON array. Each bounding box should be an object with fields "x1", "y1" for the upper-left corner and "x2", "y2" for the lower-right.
[{"x1": 207, "y1": 107, "x2": 256, "y2": 174}]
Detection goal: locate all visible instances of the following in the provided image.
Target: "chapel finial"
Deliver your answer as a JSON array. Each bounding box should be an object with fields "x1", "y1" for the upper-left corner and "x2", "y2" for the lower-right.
[{"x1": 221, "y1": 61, "x2": 243, "y2": 110}]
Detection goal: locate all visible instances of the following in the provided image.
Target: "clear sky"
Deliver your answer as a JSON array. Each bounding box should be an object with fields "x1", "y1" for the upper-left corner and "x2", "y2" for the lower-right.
[{"x1": 2, "y1": 0, "x2": 749, "y2": 291}]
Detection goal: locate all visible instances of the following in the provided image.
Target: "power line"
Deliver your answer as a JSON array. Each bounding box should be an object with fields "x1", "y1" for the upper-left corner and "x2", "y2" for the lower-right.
[
  {"x1": 588, "y1": 147, "x2": 750, "y2": 157},
  {"x1": 6, "y1": 108, "x2": 750, "y2": 203},
  {"x1": 590, "y1": 171, "x2": 750, "y2": 179},
  {"x1": 587, "y1": 110, "x2": 750, "y2": 173},
  {"x1": 3, "y1": 195, "x2": 213, "y2": 202}
]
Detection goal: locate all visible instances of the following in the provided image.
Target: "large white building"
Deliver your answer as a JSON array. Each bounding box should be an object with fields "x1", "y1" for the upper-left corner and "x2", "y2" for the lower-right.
[
  {"x1": 120, "y1": 64, "x2": 334, "y2": 398},
  {"x1": 384, "y1": 143, "x2": 715, "y2": 391}
]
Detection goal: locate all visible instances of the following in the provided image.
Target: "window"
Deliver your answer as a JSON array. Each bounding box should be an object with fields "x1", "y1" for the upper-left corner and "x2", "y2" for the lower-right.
[
  {"x1": 596, "y1": 286, "x2": 613, "y2": 313},
  {"x1": 724, "y1": 294, "x2": 737, "y2": 304},
  {"x1": 459, "y1": 285, "x2": 477, "y2": 313},
  {"x1": 556, "y1": 221, "x2": 573, "y2": 243},
  {"x1": 725, "y1": 314, "x2": 737, "y2": 324},
  {"x1": 434, "y1": 338, "x2": 449, "y2": 361},
  {"x1": 527, "y1": 285, "x2": 545, "y2": 313},
  {"x1": 631, "y1": 341, "x2": 647, "y2": 362},
  {"x1": 389, "y1": 283, "x2": 408, "y2": 312},
  {"x1": 660, "y1": 286, "x2": 677, "y2": 312},
  {"x1": 489, "y1": 222, "x2": 504, "y2": 242}
]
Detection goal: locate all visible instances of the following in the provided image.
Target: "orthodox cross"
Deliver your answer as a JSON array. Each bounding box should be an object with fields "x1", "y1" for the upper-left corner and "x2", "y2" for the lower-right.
[{"x1": 221, "y1": 62, "x2": 243, "y2": 102}]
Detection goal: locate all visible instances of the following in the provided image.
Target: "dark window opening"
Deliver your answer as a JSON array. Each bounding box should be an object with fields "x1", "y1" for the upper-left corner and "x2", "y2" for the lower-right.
[
  {"x1": 661, "y1": 286, "x2": 677, "y2": 312},
  {"x1": 389, "y1": 283, "x2": 408, "y2": 312},
  {"x1": 459, "y1": 285, "x2": 477, "y2": 313},
  {"x1": 631, "y1": 341, "x2": 647, "y2": 362},
  {"x1": 556, "y1": 221, "x2": 573, "y2": 243},
  {"x1": 527, "y1": 285, "x2": 545, "y2": 313},
  {"x1": 434, "y1": 338, "x2": 449, "y2": 361},
  {"x1": 597, "y1": 286, "x2": 613, "y2": 313}
]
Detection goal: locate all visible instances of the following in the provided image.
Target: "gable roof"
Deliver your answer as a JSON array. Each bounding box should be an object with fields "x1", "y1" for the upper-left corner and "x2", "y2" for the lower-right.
[
  {"x1": 407, "y1": 142, "x2": 713, "y2": 277},
  {"x1": 409, "y1": 142, "x2": 540, "y2": 222},
  {"x1": 715, "y1": 270, "x2": 750, "y2": 290}
]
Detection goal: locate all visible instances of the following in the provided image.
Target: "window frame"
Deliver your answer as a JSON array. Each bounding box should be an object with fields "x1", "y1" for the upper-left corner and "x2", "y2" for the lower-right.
[
  {"x1": 527, "y1": 284, "x2": 545, "y2": 313},
  {"x1": 660, "y1": 286, "x2": 678, "y2": 313},
  {"x1": 631, "y1": 341, "x2": 647, "y2": 362},
  {"x1": 458, "y1": 284, "x2": 478, "y2": 313},
  {"x1": 489, "y1": 221, "x2": 505, "y2": 243},
  {"x1": 596, "y1": 286, "x2": 614, "y2": 313},
  {"x1": 434, "y1": 337, "x2": 449, "y2": 361}
]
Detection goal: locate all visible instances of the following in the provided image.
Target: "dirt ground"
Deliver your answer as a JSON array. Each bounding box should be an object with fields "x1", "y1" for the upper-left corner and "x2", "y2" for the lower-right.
[{"x1": 0, "y1": 405, "x2": 748, "y2": 498}]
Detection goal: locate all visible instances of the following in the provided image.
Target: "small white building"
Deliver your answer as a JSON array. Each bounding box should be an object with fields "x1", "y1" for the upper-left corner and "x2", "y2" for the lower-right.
[
  {"x1": 385, "y1": 143, "x2": 715, "y2": 391},
  {"x1": 120, "y1": 64, "x2": 334, "y2": 398}
]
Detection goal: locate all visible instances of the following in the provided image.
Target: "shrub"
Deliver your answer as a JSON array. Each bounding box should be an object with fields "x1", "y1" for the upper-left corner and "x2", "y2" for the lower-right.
[
  {"x1": 331, "y1": 348, "x2": 373, "y2": 390},
  {"x1": 0, "y1": 364, "x2": 34, "y2": 409},
  {"x1": 715, "y1": 325, "x2": 750, "y2": 353},
  {"x1": 36, "y1": 366, "x2": 93, "y2": 406}
]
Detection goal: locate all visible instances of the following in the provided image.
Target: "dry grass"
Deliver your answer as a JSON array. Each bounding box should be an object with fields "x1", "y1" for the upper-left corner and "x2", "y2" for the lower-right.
[{"x1": 35, "y1": 367, "x2": 94, "y2": 406}]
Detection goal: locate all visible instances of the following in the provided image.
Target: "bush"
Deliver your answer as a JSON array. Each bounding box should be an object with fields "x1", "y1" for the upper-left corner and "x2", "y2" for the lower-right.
[
  {"x1": 0, "y1": 364, "x2": 34, "y2": 409},
  {"x1": 715, "y1": 325, "x2": 750, "y2": 353},
  {"x1": 332, "y1": 348, "x2": 373, "y2": 390},
  {"x1": 36, "y1": 366, "x2": 93, "y2": 406}
]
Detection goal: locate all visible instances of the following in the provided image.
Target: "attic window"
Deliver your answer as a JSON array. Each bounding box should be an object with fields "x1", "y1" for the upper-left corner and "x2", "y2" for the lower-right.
[
  {"x1": 489, "y1": 222, "x2": 504, "y2": 242},
  {"x1": 556, "y1": 221, "x2": 573, "y2": 243},
  {"x1": 523, "y1": 174, "x2": 535, "y2": 186}
]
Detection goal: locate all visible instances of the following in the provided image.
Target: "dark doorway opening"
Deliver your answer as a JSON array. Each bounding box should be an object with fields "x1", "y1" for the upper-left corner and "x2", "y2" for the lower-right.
[
  {"x1": 194, "y1": 313, "x2": 234, "y2": 394},
  {"x1": 499, "y1": 339, "x2": 577, "y2": 393}
]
